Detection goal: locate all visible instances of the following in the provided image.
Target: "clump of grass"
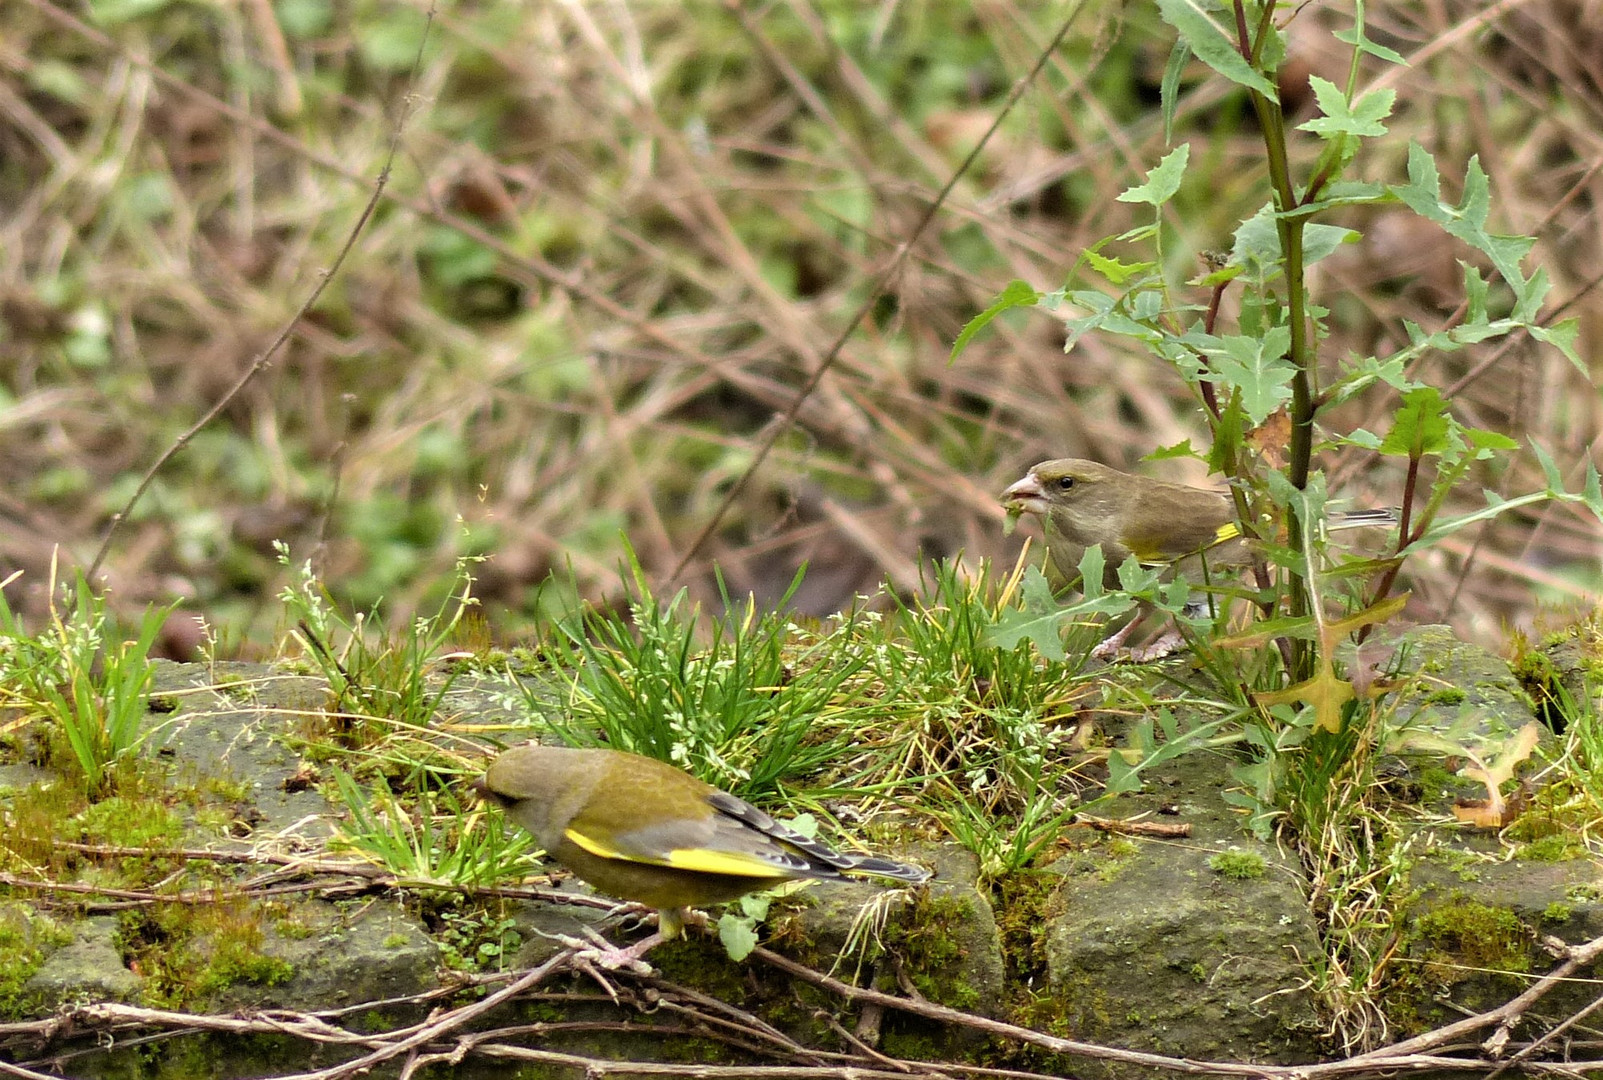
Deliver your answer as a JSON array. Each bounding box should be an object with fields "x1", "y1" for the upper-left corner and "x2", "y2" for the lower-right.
[
  {"x1": 1278, "y1": 707, "x2": 1415, "y2": 1053},
  {"x1": 518, "y1": 556, "x2": 864, "y2": 799},
  {"x1": 329, "y1": 769, "x2": 537, "y2": 889},
  {"x1": 0, "y1": 567, "x2": 174, "y2": 799},
  {"x1": 279, "y1": 544, "x2": 482, "y2": 744},
  {"x1": 852, "y1": 559, "x2": 1094, "y2": 881}
]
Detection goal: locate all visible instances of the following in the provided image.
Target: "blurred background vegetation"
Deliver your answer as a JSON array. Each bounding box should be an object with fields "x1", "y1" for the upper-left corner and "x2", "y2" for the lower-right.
[{"x1": 0, "y1": 0, "x2": 1598, "y2": 655}]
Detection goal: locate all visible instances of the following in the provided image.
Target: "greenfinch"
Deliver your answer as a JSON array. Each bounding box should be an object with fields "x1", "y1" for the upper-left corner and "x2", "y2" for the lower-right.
[
  {"x1": 474, "y1": 744, "x2": 930, "y2": 950},
  {"x1": 1002, "y1": 458, "x2": 1397, "y2": 660}
]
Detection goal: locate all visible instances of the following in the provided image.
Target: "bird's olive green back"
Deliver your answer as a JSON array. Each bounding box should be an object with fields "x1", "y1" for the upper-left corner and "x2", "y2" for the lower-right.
[
  {"x1": 1031, "y1": 459, "x2": 1235, "y2": 565},
  {"x1": 561, "y1": 750, "x2": 722, "y2": 856}
]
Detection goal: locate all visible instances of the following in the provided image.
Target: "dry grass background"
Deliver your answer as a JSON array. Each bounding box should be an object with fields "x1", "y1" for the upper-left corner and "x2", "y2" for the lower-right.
[{"x1": 0, "y1": 0, "x2": 1599, "y2": 654}]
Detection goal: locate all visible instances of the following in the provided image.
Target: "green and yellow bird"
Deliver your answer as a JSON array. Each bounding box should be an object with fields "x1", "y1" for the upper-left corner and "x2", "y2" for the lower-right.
[
  {"x1": 474, "y1": 744, "x2": 930, "y2": 953},
  {"x1": 1002, "y1": 458, "x2": 1397, "y2": 660}
]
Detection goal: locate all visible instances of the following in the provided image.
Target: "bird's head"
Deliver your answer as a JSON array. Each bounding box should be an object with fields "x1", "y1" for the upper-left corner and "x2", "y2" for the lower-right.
[{"x1": 1002, "y1": 459, "x2": 1116, "y2": 517}]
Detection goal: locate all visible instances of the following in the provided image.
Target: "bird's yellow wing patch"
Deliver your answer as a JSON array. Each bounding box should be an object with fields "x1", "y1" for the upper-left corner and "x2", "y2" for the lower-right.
[
  {"x1": 1129, "y1": 521, "x2": 1240, "y2": 564},
  {"x1": 564, "y1": 828, "x2": 786, "y2": 878},
  {"x1": 660, "y1": 848, "x2": 792, "y2": 877}
]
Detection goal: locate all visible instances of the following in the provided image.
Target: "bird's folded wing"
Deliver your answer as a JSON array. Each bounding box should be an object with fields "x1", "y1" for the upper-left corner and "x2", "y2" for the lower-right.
[
  {"x1": 1128, "y1": 520, "x2": 1241, "y2": 564},
  {"x1": 563, "y1": 800, "x2": 817, "y2": 878}
]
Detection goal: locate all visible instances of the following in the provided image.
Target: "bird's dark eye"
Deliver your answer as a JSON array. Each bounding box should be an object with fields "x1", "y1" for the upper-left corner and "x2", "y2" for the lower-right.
[{"x1": 1057, "y1": 476, "x2": 1075, "y2": 491}]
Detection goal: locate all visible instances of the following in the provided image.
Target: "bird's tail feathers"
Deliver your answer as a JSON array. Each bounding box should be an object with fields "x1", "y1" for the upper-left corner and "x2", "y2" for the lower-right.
[
  {"x1": 1328, "y1": 507, "x2": 1401, "y2": 530},
  {"x1": 839, "y1": 854, "x2": 933, "y2": 884}
]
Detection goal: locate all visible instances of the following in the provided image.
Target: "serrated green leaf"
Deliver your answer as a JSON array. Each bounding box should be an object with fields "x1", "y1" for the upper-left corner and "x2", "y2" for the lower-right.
[
  {"x1": 1379, "y1": 387, "x2": 1450, "y2": 458},
  {"x1": 1118, "y1": 145, "x2": 1191, "y2": 207},
  {"x1": 1394, "y1": 147, "x2": 1534, "y2": 288},
  {"x1": 1462, "y1": 427, "x2": 1518, "y2": 456},
  {"x1": 1146, "y1": 439, "x2": 1199, "y2": 461},
  {"x1": 1078, "y1": 545, "x2": 1107, "y2": 599},
  {"x1": 1155, "y1": 0, "x2": 1276, "y2": 96},
  {"x1": 1298, "y1": 77, "x2": 1394, "y2": 138},
  {"x1": 1105, "y1": 748, "x2": 1140, "y2": 794},
  {"x1": 1116, "y1": 555, "x2": 1165, "y2": 595},
  {"x1": 984, "y1": 566, "x2": 1067, "y2": 660},
  {"x1": 1304, "y1": 224, "x2": 1361, "y2": 265},
  {"x1": 1085, "y1": 251, "x2": 1155, "y2": 285},
  {"x1": 1190, "y1": 326, "x2": 1296, "y2": 425},
  {"x1": 1333, "y1": 23, "x2": 1407, "y2": 65},
  {"x1": 1462, "y1": 265, "x2": 1489, "y2": 324},
  {"x1": 1532, "y1": 441, "x2": 1565, "y2": 493},
  {"x1": 1232, "y1": 203, "x2": 1357, "y2": 276},
  {"x1": 1529, "y1": 319, "x2": 1586, "y2": 377},
  {"x1": 1512, "y1": 265, "x2": 1552, "y2": 322},
  {"x1": 952, "y1": 280, "x2": 1042, "y2": 361},
  {"x1": 1583, "y1": 463, "x2": 1603, "y2": 517}
]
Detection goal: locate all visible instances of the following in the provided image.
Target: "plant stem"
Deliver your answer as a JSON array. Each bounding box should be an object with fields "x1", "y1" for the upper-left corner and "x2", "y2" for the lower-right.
[{"x1": 1240, "y1": 0, "x2": 1315, "y2": 678}]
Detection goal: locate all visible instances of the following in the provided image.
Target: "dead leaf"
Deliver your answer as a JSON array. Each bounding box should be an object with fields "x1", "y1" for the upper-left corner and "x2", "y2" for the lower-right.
[{"x1": 1246, "y1": 409, "x2": 1292, "y2": 469}]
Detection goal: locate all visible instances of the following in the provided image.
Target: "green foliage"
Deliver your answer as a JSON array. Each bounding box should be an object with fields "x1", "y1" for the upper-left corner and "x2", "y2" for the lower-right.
[
  {"x1": 329, "y1": 770, "x2": 537, "y2": 888},
  {"x1": 717, "y1": 893, "x2": 771, "y2": 962},
  {"x1": 952, "y1": 4, "x2": 1603, "y2": 1046},
  {"x1": 434, "y1": 906, "x2": 522, "y2": 973},
  {"x1": 521, "y1": 555, "x2": 858, "y2": 798},
  {"x1": 938, "y1": 782, "x2": 1076, "y2": 886},
  {"x1": 0, "y1": 903, "x2": 70, "y2": 1018},
  {"x1": 1106, "y1": 707, "x2": 1231, "y2": 796},
  {"x1": 279, "y1": 544, "x2": 482, "y2": 738},
  {"x1": 957, "y1": 0, "x2": 1599, "y2": 710},
  {"x1": 120, "y1": 903, "x2": 295, "y2": 1008},
  {"x1": 0, "y1": 571, "x2": 175, "y2": 799},
  {"x1": 1413, "y1": 900, "x2": 1531, "y2": 975}
]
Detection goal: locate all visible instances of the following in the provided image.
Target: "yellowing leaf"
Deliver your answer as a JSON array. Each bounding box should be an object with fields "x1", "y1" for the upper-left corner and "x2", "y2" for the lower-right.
[
  {"x1": 1452, "y1": 721, "x2": 1541, "y2": 827},
  {"x1": 1254, "y1": 656, "x2": 1355, "y2": 733}
]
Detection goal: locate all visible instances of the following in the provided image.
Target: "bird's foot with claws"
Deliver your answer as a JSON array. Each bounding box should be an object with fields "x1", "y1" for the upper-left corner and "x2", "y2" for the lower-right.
[{"x1": 557, "y1": 927, "x2": 661, "y2": 976}]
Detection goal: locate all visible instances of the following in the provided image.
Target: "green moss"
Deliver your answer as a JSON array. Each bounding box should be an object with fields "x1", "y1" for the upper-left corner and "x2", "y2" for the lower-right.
[
  {"x1": 1094, "y1": 837, "x2": 1140, "y2": 882},
  {"x1": 120, "y1": 902, "x2": 294, "y2": 1008},
  {"x1": 214, "y1": 675, "x2": 262, "y2": 702},
  {"x1": 882, "y1": 893, "x2": 981, "y2": 1010},
  {"x1": 0, "y1": 902, "x2": 71, "y2": 1018},
  {"x1": 1516, "y1": 833, "x2": 1584, "y2": 862},
  {"x1": 1421, "y1": 687, "x2": 1467, "y2": 706},
  {"x1": 72, "y1": 796, "x2": 183, "y2": 848},
  {"x1": 996, "y1": 870, "x2": 1063, "y2": 994},
  {"x1": 1383, "y1": 898, "x2": 1536, "y2": 1033},
  {"x1": 1542, "y1": 902, "x2": 1573, "y2": 924},
  {"x1": 269, "y1": 907, "x2": 318, "y2": 941},
  {"x1": 0, "y1": 780, "x2": 88, "y2": 875},
  {"x1": 649, "y1": 933, "x2": 749, "y2": 1004},
  {"x1": 1208, "y1": 850, "x2": 1266, "y2": 880},
  {"x1": 1415, "y1": 765, "x2": 1469, "y2": 804},
  {"x1": 193, "y1": 943, "x2": 293, "y2": 997},
  {"x1": 1414, "y1": 900, "x2": 1531, "y2": 975},
  {"x1": 1424, "y1": 844, "x2": 1484, "y2": 883}
]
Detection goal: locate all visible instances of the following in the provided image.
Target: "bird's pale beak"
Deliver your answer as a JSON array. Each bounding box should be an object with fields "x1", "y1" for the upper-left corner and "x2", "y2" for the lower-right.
[{"x1": 1002, "y1": 473, "x2": 1046, "y2": 514}]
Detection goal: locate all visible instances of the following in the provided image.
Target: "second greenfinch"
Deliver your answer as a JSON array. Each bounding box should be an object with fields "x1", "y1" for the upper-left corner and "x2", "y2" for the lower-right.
[
  {"x1": 1002, "y1": 458, "x2": 1396, "y2": 660},
  {"x1": 474, "y1": 744, "x2": 930, "y2": 955}
]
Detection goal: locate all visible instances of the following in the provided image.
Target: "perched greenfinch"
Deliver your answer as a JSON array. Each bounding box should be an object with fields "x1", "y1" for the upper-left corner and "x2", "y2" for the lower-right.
[
  {"x1": 1002, "y1": 458, "x2": 1397, "y2": 660},
  {"x1": 474, "y1": 745, "x2": 930, "y2": 951}
]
